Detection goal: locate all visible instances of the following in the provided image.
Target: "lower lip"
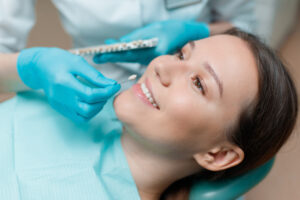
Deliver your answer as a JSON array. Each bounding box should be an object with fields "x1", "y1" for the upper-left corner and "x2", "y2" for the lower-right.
[{"x1": 132, "y1": 83, "x2": 156, "y2": 109}]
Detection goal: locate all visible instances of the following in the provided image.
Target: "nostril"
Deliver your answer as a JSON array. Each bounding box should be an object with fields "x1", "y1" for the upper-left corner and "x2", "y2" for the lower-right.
[
  {"x1": 154, "y1": 65, "x2": 160, "y2": 78},
  {"x1": 155, "y1": 70, "x2": 160, "y2": 78},
  {"x1": 154, "y1": 62, "x2": 170, "y2": 87}
]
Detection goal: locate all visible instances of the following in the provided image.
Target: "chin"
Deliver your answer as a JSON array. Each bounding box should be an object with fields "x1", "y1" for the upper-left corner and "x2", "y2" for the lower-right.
[{"x1": 113, "y1": 90, "x2": 136, "y2": 124}]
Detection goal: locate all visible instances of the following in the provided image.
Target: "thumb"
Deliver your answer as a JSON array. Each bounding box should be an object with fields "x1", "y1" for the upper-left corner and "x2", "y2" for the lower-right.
[
  {"x1": 93, "y1": 39, "x2": 119, "y2": 63},
  {"x1": 74, "y1": 59, "x2": 117, "y2": 87},
  {"x1": 105, "y1": 39, "x2": 119, "y2": 44}
]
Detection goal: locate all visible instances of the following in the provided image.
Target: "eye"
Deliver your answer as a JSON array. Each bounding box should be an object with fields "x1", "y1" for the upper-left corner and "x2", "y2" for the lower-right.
[
  {"x1": 193, "y1": 76, "x2": 205, "y2": 95},
  {"x1": 175, "y1": 49, "x2": 184, "y2": 60}
]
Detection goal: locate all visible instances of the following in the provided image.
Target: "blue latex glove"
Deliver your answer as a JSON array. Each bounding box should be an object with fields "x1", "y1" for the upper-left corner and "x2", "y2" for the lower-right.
[
  {"x1": 93, "y1": 20, "x2": 210, "y2": 65},
  {"x1": 17, "y1": 47, "x2": 120, "y2": 122}
]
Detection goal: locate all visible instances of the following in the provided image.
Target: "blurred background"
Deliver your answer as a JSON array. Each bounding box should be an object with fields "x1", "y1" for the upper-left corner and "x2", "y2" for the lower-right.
[{"x1": 17, "y1": 0, "x2": 300, "y2": 199}]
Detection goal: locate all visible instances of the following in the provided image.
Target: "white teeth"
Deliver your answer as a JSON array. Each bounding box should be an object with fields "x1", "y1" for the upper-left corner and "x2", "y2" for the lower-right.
[
  {"x1": 141, "y1": 83, "x2": 158, "y2": 108},
  {"x1": 149, "y1": 97, "x2": 154, "y2": 103},
  {"x1": 141, "y1": 83, "x2": 149, "y2": 92}
]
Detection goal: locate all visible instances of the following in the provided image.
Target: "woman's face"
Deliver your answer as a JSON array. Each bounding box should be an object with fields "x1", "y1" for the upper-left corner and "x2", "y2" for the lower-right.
[{"x1": 114, "y1": 35, "x2": 258, "y2": 157}]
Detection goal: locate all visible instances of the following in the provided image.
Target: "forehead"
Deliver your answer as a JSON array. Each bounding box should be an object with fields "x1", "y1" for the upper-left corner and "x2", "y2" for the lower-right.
[{"x1": 191, "y1": 35, "x2": 259, "y2": 108}]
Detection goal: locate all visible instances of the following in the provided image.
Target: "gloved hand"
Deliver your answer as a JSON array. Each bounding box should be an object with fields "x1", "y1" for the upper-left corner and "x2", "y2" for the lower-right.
[
  {"x1": 93, "y1": 20, "x2": 210, "y2": 65},
  {"x1": 17, "y1": 47, "x2": 120, "y2": 122}
]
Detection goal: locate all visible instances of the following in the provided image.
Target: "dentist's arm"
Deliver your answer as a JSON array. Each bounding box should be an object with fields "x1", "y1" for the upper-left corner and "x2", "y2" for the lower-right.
[
  {"x1": 0, "y1": 53, "x2": 28, "y2": 92},
  {"x1": 0, "y1": 48, "x2": 120, "y2": 122}
]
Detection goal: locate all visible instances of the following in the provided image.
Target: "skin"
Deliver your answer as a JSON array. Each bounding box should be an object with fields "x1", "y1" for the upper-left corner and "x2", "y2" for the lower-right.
[
  {"x1": 0, "y1": 23, "x2": 233, "y2": 102},
  {"x1": 0, "y1": 22, "x2": 243, "y2": 199},
  {"x1": 0, "y1": 22, "x2": 232, "y2": 100},
  {"x1": 0, "y1": 33, "x2": 257, "y2": 200},
  {"x1": 114, "y1": 35, "x2": 259, "y2": 199}
]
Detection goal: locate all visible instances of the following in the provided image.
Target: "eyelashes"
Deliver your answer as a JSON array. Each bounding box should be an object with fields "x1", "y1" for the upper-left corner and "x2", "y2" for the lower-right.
[
  {"x1": 192, "y1": 76, "x2": 205, "y2": 95},
  {"x1": 175, "y1": 49, "x2": 184, "y2": 60},
  {"x1": 174, "y1": 49, "x2": 206, "y2": 95}
]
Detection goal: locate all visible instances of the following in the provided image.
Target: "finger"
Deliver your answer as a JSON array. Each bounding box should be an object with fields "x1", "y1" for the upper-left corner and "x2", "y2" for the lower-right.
[
  {"x1": 75, "y1": 113, "x2": 90, "y2": 123},
  {"x1": 92, "y1": 83, "x2": 121, "y2": 99},
  {"x1": 48, "y1": 99, "x2": 89, "y2": 123},
  {"x1": 67, "y1": 76, "x2": 98, "y2": 102},
  {"x1": 79, "y1": 84, "x2": 120, "y2": 103},
  {"x1": 94, "y1": 51, "x2": 136, "y2": 63},
  {"x1": 66, "y1": 76, "x2": 117, "y2": 103},
  {"x1": 105, "y1": 39, "x2": 119, "y2": 44},
  {"x1": 73, "y1": 58, "x2": 117, "y2": 86},
  {"x1": 93, "y1": 39, "x2": 119, "y2": 63},
  {"x1": 75, "y1": 101, "x2": 105, "y2": 119},
  {"x1": 70, "y1": 77, "x2": 120, "y2": 103},
  {"x1": 94, "y1": 48, "x2": 153, "y2": 64}
]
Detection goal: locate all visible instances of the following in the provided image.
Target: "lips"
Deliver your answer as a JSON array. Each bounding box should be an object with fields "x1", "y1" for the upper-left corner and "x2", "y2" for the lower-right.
[{"x1": 132, "y1": 78, "x2": 160, "y2": 110}]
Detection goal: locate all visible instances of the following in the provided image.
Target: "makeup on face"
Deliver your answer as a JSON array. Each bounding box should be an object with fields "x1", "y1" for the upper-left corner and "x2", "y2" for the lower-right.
[
  {"x1": 181, "y1": 41, "x2": 223, "y2": 99},
  {"x1": 132, "y1": 78, "x2": 160, "y2": 110}
]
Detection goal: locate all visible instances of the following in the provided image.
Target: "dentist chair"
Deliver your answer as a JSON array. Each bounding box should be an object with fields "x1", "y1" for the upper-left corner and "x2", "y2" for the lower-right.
[{"x1": 190, "y1": 158, "x2": 275, "y2": 200}]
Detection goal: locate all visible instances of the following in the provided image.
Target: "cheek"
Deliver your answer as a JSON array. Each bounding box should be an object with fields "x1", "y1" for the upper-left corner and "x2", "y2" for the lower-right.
[
  {"x1": 166, "y1": 94, "x2": 225, "y2": 136},
  {"x1": 114, "y1": 90, "x2": 159, "y2": 131},
  {"x1": 166, "y1": 94, "x2": 201, "y2": 131},
  {"x1": 114, "y1": 91, "x2": 137, "y2": 124}
]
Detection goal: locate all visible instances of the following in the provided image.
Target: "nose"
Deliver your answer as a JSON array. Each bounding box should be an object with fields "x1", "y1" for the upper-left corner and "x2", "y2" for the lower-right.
[{"x1": 154, "y1": 55, "x2": 187, "y2": 87}]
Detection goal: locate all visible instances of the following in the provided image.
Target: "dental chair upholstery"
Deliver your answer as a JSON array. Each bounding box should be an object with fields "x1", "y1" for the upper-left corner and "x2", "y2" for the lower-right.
[{"x1": 189, "y1": 158, "x2": 275, "y2": 200}]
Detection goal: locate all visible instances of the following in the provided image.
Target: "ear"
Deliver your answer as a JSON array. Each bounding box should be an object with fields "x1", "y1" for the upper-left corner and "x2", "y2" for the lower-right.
[{"x1": 193, "y1": 146, "x2": 244, "y2": 171}]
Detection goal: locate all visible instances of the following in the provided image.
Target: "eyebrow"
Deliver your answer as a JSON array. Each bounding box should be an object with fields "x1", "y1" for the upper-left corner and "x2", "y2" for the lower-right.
[{"x1": 188, "y1": 41, "x2": 223, "y2": 97}]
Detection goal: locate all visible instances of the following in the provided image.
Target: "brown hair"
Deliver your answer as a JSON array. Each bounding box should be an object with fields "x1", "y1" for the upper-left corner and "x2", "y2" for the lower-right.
[{"x1": 161, "y1": 28, "x2": 298, "y2": 199}]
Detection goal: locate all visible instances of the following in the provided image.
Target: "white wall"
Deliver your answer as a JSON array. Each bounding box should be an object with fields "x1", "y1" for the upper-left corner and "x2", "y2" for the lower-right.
[{"x1": 255, "y1": 0, "x2": 300, "y2": 48}]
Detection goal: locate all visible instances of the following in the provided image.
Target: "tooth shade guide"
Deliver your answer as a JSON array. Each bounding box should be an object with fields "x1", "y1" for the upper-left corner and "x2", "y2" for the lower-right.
[
  {"x1": 69, "y1": 38, "x2": 158, "y2": 56},
  {"x1": 128, "y1": 74, "x2": 137, "y2": 81},
  {"x1": 118, "y1": 74, "x2": 137, "y2": 84}
]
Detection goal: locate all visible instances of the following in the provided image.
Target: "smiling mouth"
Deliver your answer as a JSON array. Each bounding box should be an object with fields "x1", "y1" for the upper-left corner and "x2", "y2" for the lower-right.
[{"x1": 141, "y1": 83, "x2": 160, "y2": 109}]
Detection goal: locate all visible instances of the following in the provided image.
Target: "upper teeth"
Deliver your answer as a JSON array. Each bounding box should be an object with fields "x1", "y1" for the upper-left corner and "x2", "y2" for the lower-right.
[{"x1": 141, "y1": 83, "x2": 158, "y2": 108}]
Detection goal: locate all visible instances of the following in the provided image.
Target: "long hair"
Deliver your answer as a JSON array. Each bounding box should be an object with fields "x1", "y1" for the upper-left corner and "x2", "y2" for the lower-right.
[{"x1": 161, "y1": 28, "x2": 298, "y2": 199}]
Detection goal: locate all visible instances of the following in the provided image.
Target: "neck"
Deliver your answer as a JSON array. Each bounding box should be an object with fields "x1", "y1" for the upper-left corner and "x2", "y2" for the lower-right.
[{"x1": 121, "y1": 129, "x2": 200, "y2": 200}]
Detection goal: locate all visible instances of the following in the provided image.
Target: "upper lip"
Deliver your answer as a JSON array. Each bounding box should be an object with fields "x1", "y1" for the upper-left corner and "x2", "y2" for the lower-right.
[{"x1": 145, "y1": 78, "x2": 160, "y2": 109}]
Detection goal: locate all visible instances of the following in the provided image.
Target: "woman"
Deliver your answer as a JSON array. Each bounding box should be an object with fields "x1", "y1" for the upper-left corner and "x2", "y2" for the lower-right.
[
  {"x1": 0, "y1": 29, "x2": 297, "y2": 200},
  {"x1": 0, "y1": 0, "x2": 255, "y2": 122}
]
